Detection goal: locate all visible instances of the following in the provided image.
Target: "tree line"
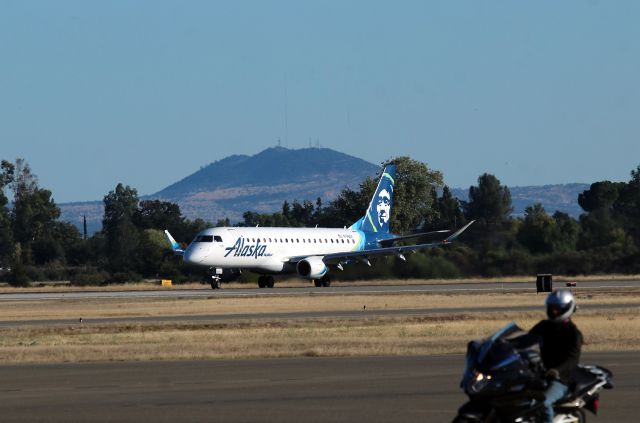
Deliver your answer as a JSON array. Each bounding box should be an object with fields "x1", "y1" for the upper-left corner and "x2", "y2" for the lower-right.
[{"x1": 0, "y1": 157, "x2": 638, "y2": 286}]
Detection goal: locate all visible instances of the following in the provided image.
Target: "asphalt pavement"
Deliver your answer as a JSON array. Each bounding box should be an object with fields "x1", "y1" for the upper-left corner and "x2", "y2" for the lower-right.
[
  {"x1": 0, "y1": 352, "x2": 635, "y2": 422},
  {"x1": 1, "y1": 279, "x2": 638, "y2": 301}
]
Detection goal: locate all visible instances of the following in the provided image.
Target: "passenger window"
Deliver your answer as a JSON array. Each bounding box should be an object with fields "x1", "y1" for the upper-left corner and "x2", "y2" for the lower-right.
[
  {"x1": 296, "y1": 239, "x2": 299, "y2": 243},
  {"x1": 302, "y1": 239, "x2": 305, "y2": 243},
  {"x1": 331, "y1": 239, "x2": 334, "y2": 243},
  {"x1": 286, "y1": 239, "x2": 289, "y2": 243},
  {"x1": 269, "y1": 238, "x2": 272, "y2": 242}
]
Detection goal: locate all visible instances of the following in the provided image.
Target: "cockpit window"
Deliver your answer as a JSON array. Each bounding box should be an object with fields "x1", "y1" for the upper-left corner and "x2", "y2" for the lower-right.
[
  {"x1": 214, "y1": 235, "x2": 223, "y2": 242},
  {"x1": 194, "y1": 235, "x2": 214, "y2": 243}
]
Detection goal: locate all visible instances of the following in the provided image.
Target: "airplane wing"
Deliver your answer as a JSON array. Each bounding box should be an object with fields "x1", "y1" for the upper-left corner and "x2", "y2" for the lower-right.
[{"x1": 286, "y1": 220, "x2": 474, "y2": 265}]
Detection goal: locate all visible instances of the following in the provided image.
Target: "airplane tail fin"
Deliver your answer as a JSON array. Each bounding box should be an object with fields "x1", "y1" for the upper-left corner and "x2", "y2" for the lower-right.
[{"x1": 350, "y1": 164, "x2": 396, "y2": 233}]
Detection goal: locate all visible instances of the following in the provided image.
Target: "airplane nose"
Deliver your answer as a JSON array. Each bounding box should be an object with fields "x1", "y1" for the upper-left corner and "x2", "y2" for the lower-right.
[{"x1": 184, "y1": 247, "x2": 207, "y2": 264}]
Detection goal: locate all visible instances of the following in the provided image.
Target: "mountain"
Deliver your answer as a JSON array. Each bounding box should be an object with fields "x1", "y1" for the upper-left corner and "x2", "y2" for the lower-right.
[
  {"x1": 151, "y1": 146, "x2": 380, "y2": 223},
  {"x1": 60, "y1": 147, "x2": 380, "y2": 233},
  {"x1": 59, "y1": 147, "x2": 591, "y2": 234}
]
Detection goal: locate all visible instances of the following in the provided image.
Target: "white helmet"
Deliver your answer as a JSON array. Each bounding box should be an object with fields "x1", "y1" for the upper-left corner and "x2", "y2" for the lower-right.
[{"x1": 545, "y1": 289, "x2": 576, "y2": 322}]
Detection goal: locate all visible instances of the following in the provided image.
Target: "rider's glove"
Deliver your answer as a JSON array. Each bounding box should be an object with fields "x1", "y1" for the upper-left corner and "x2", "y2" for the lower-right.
[{"x1": 545, "y1": 368, "x2": 560, "y2": 381}]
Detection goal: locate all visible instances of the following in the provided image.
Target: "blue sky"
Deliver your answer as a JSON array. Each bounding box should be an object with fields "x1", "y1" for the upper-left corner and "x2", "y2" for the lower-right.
[{"x1": 1, "y1": 1, "x2": 638, "y2": 202}]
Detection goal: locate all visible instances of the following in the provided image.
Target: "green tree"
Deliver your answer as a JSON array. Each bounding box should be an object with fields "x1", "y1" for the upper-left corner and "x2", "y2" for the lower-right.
[
  {"x1": 138, "y1": 229, "x2": 170, "y2": 277},
  {"x1": 134, "y1": 200, "x2": 184, "y2": 232},
  {"x1": 318, "y1": 186, "x2": 369, "y2": 228},
  {"x1": 577, "y1": 181, "x2": 625, "y2": 249},
  {"x1": 289, "y1": 200, "x2": 315, "y2": 227},
  {"x1": 552, "y1": 211, "x2": 580, "y2": 253},
  {"x1": 386, "y1": 157, "x2": 443, "y2": 234},
  {"x1": 8, "y1": 159, "x2": 61, "y2": 264},
  {"x1": 429, "y1": 186, "x2": 466, "y2": 230},
  {"x1": 102, "y1": 183, "x2": 141, "y2": 274},
  {"x1": 613, "y1": 165, "x2": 640, "y2": 245},
  {"x1": 0, "y1": 161, "x2": 14, "y2": 266},
  {"x1": 517, "y1": 203, "x2": 557, "y2": 254},
  {"x1": 465, "y1": 173, "x2": 513, "y2": 230}
]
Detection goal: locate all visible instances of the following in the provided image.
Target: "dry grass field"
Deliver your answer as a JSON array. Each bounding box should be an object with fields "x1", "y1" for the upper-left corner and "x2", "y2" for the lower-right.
[
  {"x1": 0, "y1": 289, "x2": 639, "y2": 322},
  {"x1": 0, "y1": 288, "x2": 638, "y2": 364},
  {"x1": 0, "y1": 310, "x2": 637, "y2": 364}
]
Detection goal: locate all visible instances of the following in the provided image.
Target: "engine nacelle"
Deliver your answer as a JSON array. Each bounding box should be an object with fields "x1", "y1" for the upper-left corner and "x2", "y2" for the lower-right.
[{"x1": 296, "y1": 256, "x2": 327, "y2": 279}]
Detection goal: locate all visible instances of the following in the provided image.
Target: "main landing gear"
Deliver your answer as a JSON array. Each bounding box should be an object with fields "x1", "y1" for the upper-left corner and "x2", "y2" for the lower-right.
[
  {"x1": 257, "y1": 275, "x2": 275, "y2": 288},
  {"x1": 313, "y1": 275, "x2": 331, "y2": 288}
]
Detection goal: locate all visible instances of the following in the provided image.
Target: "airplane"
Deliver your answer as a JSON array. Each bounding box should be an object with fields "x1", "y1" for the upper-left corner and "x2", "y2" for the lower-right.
[{"x1": 165, "y1": 164, "x2": 474, "y2": 289}]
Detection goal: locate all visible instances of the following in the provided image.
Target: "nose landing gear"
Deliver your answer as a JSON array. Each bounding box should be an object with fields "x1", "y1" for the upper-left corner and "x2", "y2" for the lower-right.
[
  {"x1": 208, "y1": 267, "x2": 222, "y2": 289},
  {"x1": 210, "y1": 277, "x2": 221, "y2": 289}
]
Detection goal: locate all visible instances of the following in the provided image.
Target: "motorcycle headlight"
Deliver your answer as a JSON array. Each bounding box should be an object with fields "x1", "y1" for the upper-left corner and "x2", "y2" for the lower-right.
[{"x1": 471, "y1": 372, "x2": 493, "y2": 393}]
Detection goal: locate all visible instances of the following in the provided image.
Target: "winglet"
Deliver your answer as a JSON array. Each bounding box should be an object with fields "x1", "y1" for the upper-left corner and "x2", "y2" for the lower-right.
[
  {"x1": 444, "y1": 220, "x2": 475, "y2": 243},
  {"x1": 164, "y1": 230, "x2": 184, "y2": 255}
]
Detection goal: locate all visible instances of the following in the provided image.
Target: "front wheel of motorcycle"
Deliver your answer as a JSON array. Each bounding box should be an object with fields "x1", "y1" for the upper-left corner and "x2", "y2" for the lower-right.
[{"x1": 566, "y1": 409, "x2": 586, "y2": 423}]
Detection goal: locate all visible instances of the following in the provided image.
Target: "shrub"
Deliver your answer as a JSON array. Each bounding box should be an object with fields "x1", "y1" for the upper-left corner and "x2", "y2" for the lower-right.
[
  {"x1": 69, "y1": 268, "x2": 110, "y2": 286},
  {"x1": 109, "y1": 272, "x2": 142, "y2": 284}
]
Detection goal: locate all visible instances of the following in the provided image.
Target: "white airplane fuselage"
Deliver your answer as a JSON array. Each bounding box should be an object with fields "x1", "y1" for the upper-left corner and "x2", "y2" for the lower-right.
[
  {"x1": 165, "y1": 163, "x2": 473, "y2": 289},
  {"x1": 184, "y1": 226, "x2": 365, "y2": 274}
]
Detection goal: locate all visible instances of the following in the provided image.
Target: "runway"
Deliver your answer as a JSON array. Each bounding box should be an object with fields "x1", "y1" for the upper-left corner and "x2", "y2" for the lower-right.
[
  {"x1": 0, "y1": 352, "x2": 635, "y2": 422},
  {"x1": 1, "y1": 301, "x2": 637, "y2": 328},
  {"x1": 1, "y1": 279, "x2": 638, "y2": 301}
]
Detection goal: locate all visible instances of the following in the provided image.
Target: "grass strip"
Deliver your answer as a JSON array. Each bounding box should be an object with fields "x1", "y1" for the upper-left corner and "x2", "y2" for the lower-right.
[{"x1": 1, "y1": 308, "x2": 637, "y2": 364}]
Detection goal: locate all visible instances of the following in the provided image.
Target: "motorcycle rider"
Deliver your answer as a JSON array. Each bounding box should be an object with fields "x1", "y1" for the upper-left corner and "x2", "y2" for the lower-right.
[{"x1": 529, "y1": 289, "x2": 583, "y2": 423}]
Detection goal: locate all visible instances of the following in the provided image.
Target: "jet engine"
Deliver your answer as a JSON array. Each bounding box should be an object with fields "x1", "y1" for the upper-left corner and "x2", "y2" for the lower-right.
[{"x1": 296, "y1": 256, "x2": 327, "y2": 279}]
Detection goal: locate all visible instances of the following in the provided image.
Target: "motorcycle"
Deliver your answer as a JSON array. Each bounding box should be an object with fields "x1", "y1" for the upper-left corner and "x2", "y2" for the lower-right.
[{"x1": 452, "y1": 322, "x2": 613, "y2": 423}]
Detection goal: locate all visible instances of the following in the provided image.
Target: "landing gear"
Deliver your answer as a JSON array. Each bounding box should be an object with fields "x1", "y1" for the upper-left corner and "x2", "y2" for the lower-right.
[
  {"x1": 208, "y1": 267, "x2": 222, "y2": 290},
  {"x1": 321, "y1": 275, "x2": 331, "y2": 287},
  {"x1": 313, "y1": 275, "x2": 331, "y2": 287},
  {"x1": 258, "y1": 275, "x2": 275, "y2": 288}
]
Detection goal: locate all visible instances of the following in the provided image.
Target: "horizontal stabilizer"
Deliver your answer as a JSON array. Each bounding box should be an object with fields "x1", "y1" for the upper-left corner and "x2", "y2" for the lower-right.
[
  {"x1": 444, "y1": 220, "x2": 475, "y2": 243},
  {"x1": 164, "y1": 230, "x2": 184, "y2": 256},
  {"x1": 378, "y1": 229, "x2": 451, "y2": 247}
]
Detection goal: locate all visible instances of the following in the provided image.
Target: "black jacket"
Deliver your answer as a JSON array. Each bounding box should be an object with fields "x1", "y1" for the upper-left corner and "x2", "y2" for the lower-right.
[{"x1": 529, "y1": 319, "x2": 583, "y2": 385}]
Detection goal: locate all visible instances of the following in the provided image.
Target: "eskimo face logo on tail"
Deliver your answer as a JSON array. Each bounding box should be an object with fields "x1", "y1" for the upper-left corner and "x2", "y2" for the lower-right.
[
  {"x1": 376, "y1": 188, "x2": 391, "y2": 227},
  {"x1": 224, "y1": 237, "x2": 270, "y2": 259}
]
